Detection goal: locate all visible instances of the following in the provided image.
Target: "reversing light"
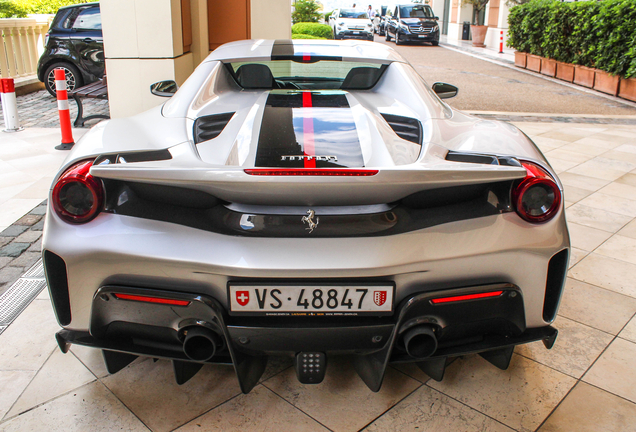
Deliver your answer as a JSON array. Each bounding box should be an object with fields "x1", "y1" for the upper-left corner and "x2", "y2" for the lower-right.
[
  {"x1": 431, "y1": 291, "x2": 504, "y2": 304},
  {"x1": 512, "y1": 161, "x2": 561, "y2": 223},
  {"x1": 113, "y1": 293, "x2": 191, "y2": 306},
  {"x1": 52, "y1": 159, "x2": 104, "y2": 224},
  {"x1": 244, "y1": 169, "x2": 379, "y2": 176}
]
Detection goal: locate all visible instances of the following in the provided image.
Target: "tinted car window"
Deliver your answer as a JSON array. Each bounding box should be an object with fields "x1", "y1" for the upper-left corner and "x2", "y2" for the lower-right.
[
  {"x1": 339, "y1": 9, "x2": 369, "y2": 19},
  {"x1": 72, "y1": 8, "x2": 102, "y2": 30},
  {"x1": 399, "y1": 5, "x2": 434, "y2": 18}
]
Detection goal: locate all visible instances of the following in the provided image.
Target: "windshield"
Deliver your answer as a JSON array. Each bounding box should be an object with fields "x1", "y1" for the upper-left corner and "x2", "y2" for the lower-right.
[
  {"x1": 400, "y1": 5, "x2": 434, "y2": 18},
  {"x1": 339, "y1": 9, "x2": 369, "y2": 19},
  {"x1": 227, "y1": 60, "x2": 387, "y2": 90}
]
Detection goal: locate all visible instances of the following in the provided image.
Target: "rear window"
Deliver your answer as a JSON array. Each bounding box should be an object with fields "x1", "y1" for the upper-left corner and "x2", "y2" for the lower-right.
[
  {"x1": 227, "y1": 60, "x2": 387, "y2": 90},
  {"x1": 72, "y1": 7, "x2": 101, "y2": 30}
]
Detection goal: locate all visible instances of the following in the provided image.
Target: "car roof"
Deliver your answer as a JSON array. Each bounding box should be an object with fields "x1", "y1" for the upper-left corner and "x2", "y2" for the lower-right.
[{"x1": 205, "y1": 40, "x2": 407, "y2": 64}]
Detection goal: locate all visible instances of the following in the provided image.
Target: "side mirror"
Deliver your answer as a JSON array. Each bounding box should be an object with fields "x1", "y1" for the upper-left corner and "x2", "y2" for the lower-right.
[
  {"x1": 434, "y1": 16, "x2": 439, "y2": 20},
  {"x1": 150, "y1": 80, "x2": 178, "y2": 97},
  {"x1": 432, "y1": 82, "x2": 458, "y2": 99}
]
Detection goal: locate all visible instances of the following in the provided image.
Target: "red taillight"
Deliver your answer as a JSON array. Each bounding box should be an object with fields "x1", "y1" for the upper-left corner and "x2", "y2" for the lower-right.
[
  {"x1": 112, "y1": 293, "x2": 191, "y2": 306},
  {"x1": 244, "y1": 169, "x2": 379, "y2": 176},
  {"x1": 431, "y1": 290, "x2": 504, "y2": 304},
  {"x1": 512, "y1": 161, "x2": 561, "y2": 223},
  {"x1": 52, "y1": 159, "x2": 104, "y2": 224}
]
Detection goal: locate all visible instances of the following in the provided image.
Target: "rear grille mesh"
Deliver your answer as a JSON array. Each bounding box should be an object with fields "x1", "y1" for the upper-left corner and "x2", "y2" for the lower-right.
[
  {"x1": 193, "y1": 112, "x2": 235, "y2": 144},
  {"x1": 381, "y1": 114, "x2": 422, "y2": 145}
]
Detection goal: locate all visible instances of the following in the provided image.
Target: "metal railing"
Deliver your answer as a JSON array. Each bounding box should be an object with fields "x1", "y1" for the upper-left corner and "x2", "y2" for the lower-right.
[{"x1": 0, "y1": 16, "x2": 52, "y2": 79}]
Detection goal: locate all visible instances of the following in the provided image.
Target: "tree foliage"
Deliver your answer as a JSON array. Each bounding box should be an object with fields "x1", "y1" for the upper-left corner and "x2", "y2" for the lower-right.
[
  {"x1": 292, "y1": 0, "x2": 322, "y2": 24},
  {"x1": 1, "y1": 0, "x2": 91, "y2": 18},
  {"x1": 507, "y1": 0, "x2": 636, "y2": 78},
  {"x1": 462, "y1": 0, "x2": 489, "y2": 25}
]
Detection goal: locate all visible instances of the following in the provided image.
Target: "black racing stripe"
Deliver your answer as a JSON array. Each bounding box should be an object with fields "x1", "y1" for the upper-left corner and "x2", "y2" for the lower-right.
[
  {"x1": 255, "y1": 92, "x2": 364, "y2": 168},
  {"x1": 271, "y1": 40, "x2": 295, "y2": 60},
  {"x1": 271, "y1": 40, "x2": 342, "y2": 62}
]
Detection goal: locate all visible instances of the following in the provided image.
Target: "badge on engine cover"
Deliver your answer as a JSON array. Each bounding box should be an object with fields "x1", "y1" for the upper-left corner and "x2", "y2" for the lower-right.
[{"x1": 301, "y1": 209, "x2": 319, "y2": 233}]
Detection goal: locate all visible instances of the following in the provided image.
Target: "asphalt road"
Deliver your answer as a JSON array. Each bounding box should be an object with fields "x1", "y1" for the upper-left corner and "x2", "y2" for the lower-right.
[{"x1": 376, "y1": 38, "x2": 636, "y2": 116}]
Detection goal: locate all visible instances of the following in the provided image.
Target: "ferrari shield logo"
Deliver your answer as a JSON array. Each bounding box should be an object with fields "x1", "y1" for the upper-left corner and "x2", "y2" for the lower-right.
[
  {"x1": 374, "y1": 291, "x2": 387, "y2": 307},
  {"x1": 236, "y1": 290, "x2": 250, "y2": 306}
]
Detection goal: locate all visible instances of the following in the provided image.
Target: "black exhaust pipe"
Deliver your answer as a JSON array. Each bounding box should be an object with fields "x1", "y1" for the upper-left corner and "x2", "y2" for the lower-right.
[
  {"x1": 403, "y1": 325, "x2": 438, "y2": 359},
  {"x1": 183, "y1": 326, "x2": 221, "y2": 362}
]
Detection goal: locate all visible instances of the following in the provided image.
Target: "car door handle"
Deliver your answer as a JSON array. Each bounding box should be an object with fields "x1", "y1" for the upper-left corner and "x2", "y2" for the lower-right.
[{"x1": 82, "y1": 38, "x2": 93, "y2": 43}]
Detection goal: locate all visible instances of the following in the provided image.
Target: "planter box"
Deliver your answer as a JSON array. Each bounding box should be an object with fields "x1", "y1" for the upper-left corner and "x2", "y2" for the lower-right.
[
  {"x1": 555, "y1": 62, "x2": 574, "y2": 82},
  {"x1": 471, "y1": 25, "x2": 487, "y2": 48},
  {"x1": 573, "y1": 65, "x2": 595, "y2": 88},
  {"x1": 541, "y1": 58, "x2": 557, "y2": 77},
  {"x1": 526, "y1": 55, "x2": 542, "y2": 72},
  {"x1": 619, "y1": 77, "x2": 636, "y2": 102},
  {"x1": 514, "y1": 52, "x2": 527, "y2": 68},
  {"x1": 594, "y1": 70, "x2": 620, "y2": 96}
]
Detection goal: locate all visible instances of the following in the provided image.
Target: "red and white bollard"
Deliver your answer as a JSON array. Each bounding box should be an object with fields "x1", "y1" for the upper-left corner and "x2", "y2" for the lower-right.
[
  {"x1": 0, "y1": 78, "x2": 23, "y2": 133},
  {"x1": 499, "y1": 30, "x2": 504, "y2": 54},
  {"x1": 54, "y1": 68, "x2": 75, "y2": 150}
]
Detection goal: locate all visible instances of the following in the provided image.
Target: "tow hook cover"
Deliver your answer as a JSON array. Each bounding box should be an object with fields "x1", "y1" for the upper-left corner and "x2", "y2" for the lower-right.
[{"x1": 295, "y1": 352, "x2": 327, "y2": 384}]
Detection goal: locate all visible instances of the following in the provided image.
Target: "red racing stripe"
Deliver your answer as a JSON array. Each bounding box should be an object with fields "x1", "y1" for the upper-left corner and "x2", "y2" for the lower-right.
[{"x1": 302, "y1": 92, "x2": 316, "y2": 168}]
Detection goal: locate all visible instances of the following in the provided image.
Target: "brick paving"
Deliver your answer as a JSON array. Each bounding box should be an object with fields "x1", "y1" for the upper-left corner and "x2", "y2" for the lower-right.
[
  {"x1": 0, "y1": 203, "x2": 46, "y2": 297},
  {"x1": 0, "y1": 89, "x2": 109, "y2": 129}
]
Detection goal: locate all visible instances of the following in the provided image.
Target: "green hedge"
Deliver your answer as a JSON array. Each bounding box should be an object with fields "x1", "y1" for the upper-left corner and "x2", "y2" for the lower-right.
[
  {"x1": 508, "y1": 0, "x2": 636, "y2": 78},
  {"x1": 1, "y1": 0, "x2": 90, "y2": 18},
  {"x1": 291, "y1": 22, "x2": 333, "y2": 40},
  {"x1": 292, "y1": 34, "x2": 326, "y2": 40}
]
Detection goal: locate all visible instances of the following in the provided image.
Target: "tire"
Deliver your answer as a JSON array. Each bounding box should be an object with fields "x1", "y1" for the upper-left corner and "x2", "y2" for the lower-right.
[
  {"x1": 44, "y1": 62, "x2": 83, "y2": 97},
  {"x1": 385, "y1": 31, "x2": 391, "y2": 42},
  {"x1": 395, "y1": 31, "x2": 402, "y2": 45},
  {"x1": 432, "y1": 40, "x2": 439, "y2": 46}
]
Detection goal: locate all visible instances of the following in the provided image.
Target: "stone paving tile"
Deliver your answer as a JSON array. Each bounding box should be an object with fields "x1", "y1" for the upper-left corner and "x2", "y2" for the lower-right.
[
  {"x1": 538, "y1": 382, "x2": 636, "y2": 432},
  {"x1": 583, "y1": 338, "x2": 636, "y2": 404},
  {"x1": 0, "y1": 90, "x2": 109, "y2": 130}
]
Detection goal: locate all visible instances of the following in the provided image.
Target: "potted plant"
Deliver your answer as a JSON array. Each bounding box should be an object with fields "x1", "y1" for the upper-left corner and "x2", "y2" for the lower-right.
[{"x1": 462, "y1": 0, "x2": 489, "y2": 47}]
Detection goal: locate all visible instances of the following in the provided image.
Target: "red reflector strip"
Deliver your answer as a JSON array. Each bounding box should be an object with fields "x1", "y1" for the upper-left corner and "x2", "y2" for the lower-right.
[
  {"x1": 431, "y1": 291, "x2": 504, "y2": 304},
  {"x1": 113, "y1": 293, "x2": 190, "y2": 306},
  {"x1": 244, "y1": 169, "x2": 378, "y2": 176}
]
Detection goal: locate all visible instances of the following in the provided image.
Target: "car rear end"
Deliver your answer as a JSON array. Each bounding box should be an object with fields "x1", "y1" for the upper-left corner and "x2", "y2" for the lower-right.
[{"x1": 43, "y1": 42, "x2": 569, "y2": 392}]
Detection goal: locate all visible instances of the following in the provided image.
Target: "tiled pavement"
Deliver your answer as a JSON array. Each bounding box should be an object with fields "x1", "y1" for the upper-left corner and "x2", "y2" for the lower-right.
[
  {"x1": 0, "y1": 89, "x2": 109, "y2": 129},
  {"x1": 0, "y1": 121, "x2": 636, "y2": 431}
]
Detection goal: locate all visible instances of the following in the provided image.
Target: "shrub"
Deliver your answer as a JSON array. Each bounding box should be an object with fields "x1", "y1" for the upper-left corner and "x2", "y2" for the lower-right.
[
  {"x1": 292, "y1": 22, "x2": 333, "y2": 39},
  {"x1": 292, "y1": 34, "x2": 326, "y2": 40},
  {"x1": 324, "y1": 10, "x2": 333, "y2": 22},
  {"x1": 507, "y1": 0, "x2": 636, "y2": 78},
  {"x1": 291, "y1": 0, "x2": 322, "y2": 24}
]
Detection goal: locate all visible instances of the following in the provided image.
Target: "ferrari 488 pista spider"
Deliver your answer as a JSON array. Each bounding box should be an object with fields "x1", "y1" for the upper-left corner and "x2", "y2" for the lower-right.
[{"x1": 44, "y1": 40, "x2": 569, "y2": 392}]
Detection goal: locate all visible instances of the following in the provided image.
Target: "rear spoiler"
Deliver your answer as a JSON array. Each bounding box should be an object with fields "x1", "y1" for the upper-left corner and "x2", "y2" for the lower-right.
[{"x1": 90, "y1": 161, "x2": 526, "y2": 206}]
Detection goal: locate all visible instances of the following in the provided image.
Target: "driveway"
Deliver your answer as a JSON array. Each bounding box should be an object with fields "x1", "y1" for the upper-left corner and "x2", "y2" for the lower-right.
[{"x1": 380, "y1": 40, "x2": 636, "y2": 116}]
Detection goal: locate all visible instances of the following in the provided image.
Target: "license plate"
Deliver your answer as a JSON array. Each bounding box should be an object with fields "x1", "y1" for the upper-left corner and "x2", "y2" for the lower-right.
[
  {"x1": 353, "y1": 31, "x2": 360, "y2": 35},
  {"x1": 229, "y1": 284, "x2": 394, "y2": 316},
  {"x1": 418, "y1": 35, "x2": 426, "y2": 38}
]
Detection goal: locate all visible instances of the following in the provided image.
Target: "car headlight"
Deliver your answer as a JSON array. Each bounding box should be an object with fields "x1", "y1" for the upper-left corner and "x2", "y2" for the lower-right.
[
  {"x1": 433, "y1": 25, "x2": 439, "y2": 32},
  {"x1": 399, "y1": 23, "x2": 409, "y2": 32}
]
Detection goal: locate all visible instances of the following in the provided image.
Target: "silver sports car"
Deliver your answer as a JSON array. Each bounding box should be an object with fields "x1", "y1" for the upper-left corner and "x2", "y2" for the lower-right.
[{"x1": 44, "y1": 40, "x2": 569, "y2": 392}]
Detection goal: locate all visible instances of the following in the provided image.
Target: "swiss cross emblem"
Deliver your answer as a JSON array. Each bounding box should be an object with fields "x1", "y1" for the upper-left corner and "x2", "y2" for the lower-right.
[
  {"x1": 236, "y1": 290, "x2": 250, "y2": 306},
  {"x1": 374, "y1": 291, "x2": 387, "y2": 307}
]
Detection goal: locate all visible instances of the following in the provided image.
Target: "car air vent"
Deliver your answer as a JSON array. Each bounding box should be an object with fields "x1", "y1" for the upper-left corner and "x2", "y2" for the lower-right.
[
  {"x1": 193, "y1": 112, "x2": 235, "y2": 144},
  {"x1": 94, "y1": 149, "x2": 172, "y2": 165},
  {"x1": 446, "y1": 151, "x2": 522, "y2": 167},
  {"x1": 380, "y1": 114, "x2": 422, "y2": 145}
]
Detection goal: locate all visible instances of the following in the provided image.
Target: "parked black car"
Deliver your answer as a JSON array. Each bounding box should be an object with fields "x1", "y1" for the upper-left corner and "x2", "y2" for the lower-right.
[
  {"x1": 385, "y1": 4, "x2": 440, "y2": 46},
  {"x1": 37, "y1": 2, "x2": 104, "y2": 96}
]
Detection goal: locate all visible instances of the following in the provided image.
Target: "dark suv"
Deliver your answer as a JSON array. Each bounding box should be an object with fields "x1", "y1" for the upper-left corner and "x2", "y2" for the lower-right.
[
  {"x1": 37, "y1": 2, "x2": 104, "y2": 96},
  {"x1": 385, "y1": 4, "x2": 440, "y2": 46}
]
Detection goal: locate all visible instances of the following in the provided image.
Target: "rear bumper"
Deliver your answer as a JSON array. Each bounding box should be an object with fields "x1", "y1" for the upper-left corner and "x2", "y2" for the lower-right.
[{"x1": 55, "y1": 283, "x2": 558, "y2": 393}]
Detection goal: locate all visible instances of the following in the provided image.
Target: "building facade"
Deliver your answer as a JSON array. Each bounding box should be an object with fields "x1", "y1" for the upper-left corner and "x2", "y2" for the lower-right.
[{"x1": 101, "y1": 0, "x2": 291, "y2": 118}]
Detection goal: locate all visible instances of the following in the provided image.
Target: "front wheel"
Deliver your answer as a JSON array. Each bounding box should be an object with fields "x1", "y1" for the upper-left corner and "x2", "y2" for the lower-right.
[
  {"x1": 395, "y1": 31, "x2": 402, "y2": 45},
  {"x1": 385, "y1": 30, "x2": 392, "y2": 41},
  {"x1": 432, "y1": 40, "x2": 439, "y2": 46},
  {"x1": 44, "y1": 62, "x2": 83, "y2": 97}
]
